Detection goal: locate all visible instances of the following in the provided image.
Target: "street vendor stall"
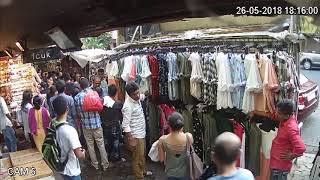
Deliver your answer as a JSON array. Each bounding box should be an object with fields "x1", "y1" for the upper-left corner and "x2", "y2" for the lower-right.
[{"x1": 103, "y1": 28, "x2": 305, "y2": 180}]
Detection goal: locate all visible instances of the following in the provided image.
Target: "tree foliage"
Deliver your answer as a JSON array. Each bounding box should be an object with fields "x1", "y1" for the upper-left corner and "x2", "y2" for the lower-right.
[{"x1": 81, "y1": 32, "x2": 112, "y2": 49}]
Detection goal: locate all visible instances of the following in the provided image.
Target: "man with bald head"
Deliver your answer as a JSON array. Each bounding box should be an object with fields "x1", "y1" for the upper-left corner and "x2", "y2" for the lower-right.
[{"x1": 208, "y1": 132, "x2": 254, "y2": 180}]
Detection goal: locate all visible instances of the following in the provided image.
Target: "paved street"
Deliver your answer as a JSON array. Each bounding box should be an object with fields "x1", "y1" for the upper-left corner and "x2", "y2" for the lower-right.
[
  {"x1": 300, "y1": 68, "x2": 320, "y2": 153},
  {"x1": 288, "y1": 68, "x2": 320, "y2": 180}
]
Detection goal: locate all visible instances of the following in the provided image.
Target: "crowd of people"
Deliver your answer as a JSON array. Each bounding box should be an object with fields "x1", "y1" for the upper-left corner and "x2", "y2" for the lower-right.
[{"x1": 0, "y1": 67, "x2": 306, "y2": 180}]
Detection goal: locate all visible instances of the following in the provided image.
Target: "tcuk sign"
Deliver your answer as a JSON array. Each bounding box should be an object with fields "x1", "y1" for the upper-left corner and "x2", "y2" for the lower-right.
[{"x1": 24, "y1": 47, "x2": 62, "y2": 63}]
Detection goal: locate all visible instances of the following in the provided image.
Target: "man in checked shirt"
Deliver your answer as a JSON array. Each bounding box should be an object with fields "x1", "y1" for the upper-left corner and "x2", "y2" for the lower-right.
[{"x1": 74, "y1": 78, "x2": 109, "y2": 171}]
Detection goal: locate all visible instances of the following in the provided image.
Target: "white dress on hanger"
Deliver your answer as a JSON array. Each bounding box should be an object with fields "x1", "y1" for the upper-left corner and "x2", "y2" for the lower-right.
[
  {"x1": 216, "y1": 52, "x2": 233, "y2": 109},
  {"x1": 139, "y1": 55, "x2": 152, "y2": 93},
  {"x1": 121, "y1": 56, "x2": 134, "y2": 82},
  {"x1": 189, "y1": 52, "x2": 204, "y2": 100},
  {"x1": 105, "y1": 61, "x2": 119, "y2": 79},
  {"x1": 242, "y1": 54, "x2": 262, "y2": 113}
]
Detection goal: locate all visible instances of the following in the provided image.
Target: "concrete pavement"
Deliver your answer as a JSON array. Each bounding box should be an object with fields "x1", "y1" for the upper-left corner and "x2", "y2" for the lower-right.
[{"x1": 289, "y1": 68, "x2": 320, "y2": 179}]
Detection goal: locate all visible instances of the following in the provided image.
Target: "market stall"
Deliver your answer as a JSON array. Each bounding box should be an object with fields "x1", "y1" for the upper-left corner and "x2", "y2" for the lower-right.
[
  {"x1": 0, "y1": 56, "x2": 36, "y2": 111},
  {"x1": 103, "y1": 28, "x2": 304, "y2": 180}
]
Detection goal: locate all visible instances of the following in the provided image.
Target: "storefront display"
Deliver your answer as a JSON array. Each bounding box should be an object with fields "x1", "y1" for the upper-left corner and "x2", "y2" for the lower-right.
[
  {"x1": 9, "y1": 63, "x2": 34, "y2": 111},
  {"x1": 0, "y1": 55, "x2": 35, "y2": 111}
]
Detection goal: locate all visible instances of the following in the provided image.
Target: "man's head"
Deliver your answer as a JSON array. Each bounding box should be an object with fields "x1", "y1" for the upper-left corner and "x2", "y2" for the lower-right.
[
  {"x1": 93, "y1": 76, "x2": 101, "y2": 89},
  {"x1": 52, "y1": 96, "x2": 68, "y2": 118},
  {"x1": 95, "y1": 87, "x2": 103, "y2": 98},
  {"x1": 125, "y1": 81, "x2": 140, "y2": 101},
  {"x1": 97, "y1": 69, "x2": 105, "y2": 79},
  {"x1": 74, "y1": 73, "x2": 81, "y2": 82},
  {"x1": 168, "y1": 112, "x2": 184, "y2": 132},
  {"x1": 63, "y1": 73, "x2": 72, "y2": 82},
  {"x1": 276, "y1": 99, "x2": 294, "y2": 121},
  {"x1": 79, "y1": 77, "x2": 89, "y2": 90},
  {"x1": 108, "y1": 84, "x2": 118, "y2": 98},
  {"x1": 212, "y1": 132, "x2": 241, "y2": 166},
  {"x1": 55, "y1": 80, "x2": 66, "y2": 94}
]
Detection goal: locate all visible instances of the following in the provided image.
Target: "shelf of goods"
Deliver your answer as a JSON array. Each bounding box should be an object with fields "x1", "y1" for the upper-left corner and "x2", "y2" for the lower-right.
[{"x1": 9, "y1": 63, "x2": 34, "y2": 111}]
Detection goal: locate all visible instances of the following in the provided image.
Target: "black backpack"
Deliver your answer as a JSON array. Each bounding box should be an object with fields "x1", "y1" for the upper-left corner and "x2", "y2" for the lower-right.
[{"x1": 42, "y1": 122, "x2": 68, "y2": 172}]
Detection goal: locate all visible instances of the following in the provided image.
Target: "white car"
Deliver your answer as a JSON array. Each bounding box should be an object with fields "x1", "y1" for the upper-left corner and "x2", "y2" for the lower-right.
[{"x1": 300, "y1": 52, "x2": 320, "y2": 70}]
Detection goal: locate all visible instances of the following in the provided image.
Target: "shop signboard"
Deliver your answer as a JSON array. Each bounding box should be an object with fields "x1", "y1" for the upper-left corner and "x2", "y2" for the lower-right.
[{"x1": 23, "y1": 47, "x2": 62, "y2": 63}]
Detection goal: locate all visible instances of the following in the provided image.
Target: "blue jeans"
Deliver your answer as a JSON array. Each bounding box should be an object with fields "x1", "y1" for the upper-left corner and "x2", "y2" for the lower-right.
[
  {"x1": 103, "y1": 125, "x2": 121, "y2": 159},
  {"x1": 270, "y1": 169, "x2": 289, "y2": 180},
  {"x1": 2, "y1": 126, "x2": 17, "y2": 152},
  {"x1": 62, "y1": 174, "x2": 81, "y2": 180}
]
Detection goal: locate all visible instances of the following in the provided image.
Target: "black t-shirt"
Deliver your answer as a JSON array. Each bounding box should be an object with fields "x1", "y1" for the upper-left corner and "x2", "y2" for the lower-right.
[{"x1": 100, "y1": 101, "x2": 123, "y2": 127}]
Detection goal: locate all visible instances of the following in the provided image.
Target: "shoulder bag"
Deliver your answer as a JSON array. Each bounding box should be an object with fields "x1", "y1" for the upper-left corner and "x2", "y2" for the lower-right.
[{"x1": 186, "y1": 134, "x2": 203, "y2": 180}]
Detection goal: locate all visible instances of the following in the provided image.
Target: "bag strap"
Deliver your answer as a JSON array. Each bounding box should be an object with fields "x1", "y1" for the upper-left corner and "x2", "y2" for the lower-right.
[{"x1": 186, "y1": 134, "x2": 191, "y2": 154}]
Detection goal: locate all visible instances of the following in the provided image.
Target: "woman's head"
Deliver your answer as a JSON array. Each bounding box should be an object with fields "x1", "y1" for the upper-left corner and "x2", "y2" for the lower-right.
[
  {"x1": 47, "y1": 76, "x2": 54, "y2": 87},
  {"x1": 168, "y1": 112, "x2": 184, "y2": 132},
  {"x1": 33, "y1": 95, "x2": 42, "y2": 110},
  {"x1": 21, "y1": 90, "x2": 33, "y2": 107}
]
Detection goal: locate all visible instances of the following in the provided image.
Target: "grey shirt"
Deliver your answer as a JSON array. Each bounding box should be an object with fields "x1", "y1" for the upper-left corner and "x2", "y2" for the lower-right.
[{"x1": 50, "y1": 93, "x2": 77, "y2": 128}]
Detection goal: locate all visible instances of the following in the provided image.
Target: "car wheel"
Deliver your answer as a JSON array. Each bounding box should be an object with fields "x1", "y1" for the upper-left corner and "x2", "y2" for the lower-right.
[{"x1": 303, "y1": 60, "x2": 312, "y2": 70}]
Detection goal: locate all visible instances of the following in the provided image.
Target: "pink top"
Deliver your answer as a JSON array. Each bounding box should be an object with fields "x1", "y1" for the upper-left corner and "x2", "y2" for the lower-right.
[{"x1": 270, "y1": 115, "x2": 306, "y2": 171}]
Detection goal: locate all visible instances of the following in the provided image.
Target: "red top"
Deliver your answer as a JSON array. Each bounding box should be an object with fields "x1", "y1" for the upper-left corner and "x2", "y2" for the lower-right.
[
  {"x1": 270, "y1": 115, "x2": 306, "y2": 171},
  {"x1": 148, "y1": 55, "x2": 159, "y2": 100}
]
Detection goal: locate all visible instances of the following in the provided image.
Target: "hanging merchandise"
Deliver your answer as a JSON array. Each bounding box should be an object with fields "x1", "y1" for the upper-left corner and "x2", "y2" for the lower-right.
[
  {"x1": 106, "y1": 30, "x2": 303, "y2": 179},
  {"x1": 274, "y1": 52, "x2": 299, "y2": 103},
  {"x1": 157, "y1": 53, "x2": 169, "y2": 100},
  {"x1": 216, "y1": 52, "x2": 233, "y2": 109},
  {"x1": 139, "y1": 55, "x2": 152, "y2": 94},
  {"x1": 148, "y1": 55, "x2": 160, "y2": 100},
  {"x1": 121, "y1": 56, "x2": 134, "y2": 82},
  {"x1": 228, "y1": 54, "x2": 246, "y2": 109},
  {"x1": 202, "y1": 53, "x2": 218, "y2": 105},
  {"x1": 254, "y1": 54, "x2": 280, "y2": 114},
  {"x1": 167, "y1": 52, "x2": 179, "y2": 101},
  {"x1": 189, "y1": 52, "x2": 204, "y2": 100},
  {"x1": 242, "y1": 54, "x2": 263, "y2": 113},
  {"x1": 177, "y1": 52, "x2": 195, "y2": 105}
]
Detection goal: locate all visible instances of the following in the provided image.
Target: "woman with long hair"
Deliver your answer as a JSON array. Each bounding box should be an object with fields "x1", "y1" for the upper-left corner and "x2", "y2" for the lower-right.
[
  {"x1": 28, "y1": 95, "x2": 51, "y2": 152},
  {"x1": 158, "y1": 112, "x2": 194, "y2": 180},
  {"x1": 46, "y1": 85, "x2": 57, "y2": 115},
  {"x1": 20, "y1": 90, "x2": 34, "y2": 144}
]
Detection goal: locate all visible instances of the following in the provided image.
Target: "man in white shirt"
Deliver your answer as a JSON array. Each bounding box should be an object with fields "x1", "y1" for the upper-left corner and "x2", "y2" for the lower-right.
[
  {"x1": 0, "y1": 96, "x2": 17, "y2": 152},
  {"x1": 52, "y1": 96, "x2": 85, "y2": 180},
  {"x1": 122, "y1": 82, "x2": 152, "y2": 180}
]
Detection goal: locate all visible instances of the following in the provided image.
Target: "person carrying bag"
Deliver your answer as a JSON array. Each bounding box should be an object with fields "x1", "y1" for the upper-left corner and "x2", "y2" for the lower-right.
[{"x1": 186, "y1": 134, "x2": 204, "y2": 180}]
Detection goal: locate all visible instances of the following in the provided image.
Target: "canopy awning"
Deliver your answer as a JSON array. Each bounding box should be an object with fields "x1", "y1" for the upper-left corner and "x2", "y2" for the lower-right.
[
  {"x1": 1, "y1": 0, "x2": 317, "y2": 51},
  {"x1": 66, "y1": 49, "x2": 116, "y2": 68}
]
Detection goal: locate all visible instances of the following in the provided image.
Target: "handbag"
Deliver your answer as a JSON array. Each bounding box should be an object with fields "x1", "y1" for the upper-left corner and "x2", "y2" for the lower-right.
[
  {"x1": 148, "y1": 140, "x2": 159, "y2": 162},
  {"x1": 186, "y1": 134, "x2": 203, "y2": 180}
]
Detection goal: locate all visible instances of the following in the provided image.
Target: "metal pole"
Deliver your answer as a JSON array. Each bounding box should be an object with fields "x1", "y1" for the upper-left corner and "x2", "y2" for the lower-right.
[{"x1": 131, "y1": 26, "x2": 140, "y2": 43}]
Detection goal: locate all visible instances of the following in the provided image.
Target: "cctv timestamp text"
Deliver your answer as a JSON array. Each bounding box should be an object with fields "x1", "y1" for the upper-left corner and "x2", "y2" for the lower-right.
[{"x1": 236, "y1": 6, "x2": 319, "y2": 15}]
